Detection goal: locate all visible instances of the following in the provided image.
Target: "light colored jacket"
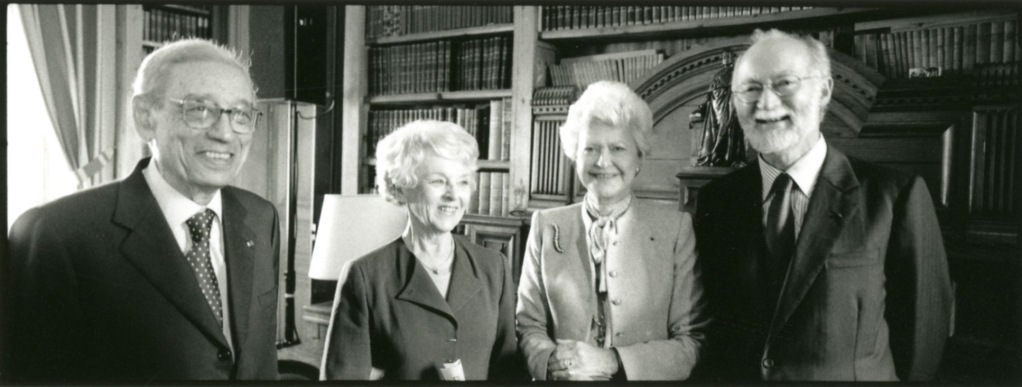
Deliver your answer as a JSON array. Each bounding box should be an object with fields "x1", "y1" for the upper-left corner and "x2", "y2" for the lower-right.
[{"x1": 516, "y1": 199, "x2": 708, "y2": 380}]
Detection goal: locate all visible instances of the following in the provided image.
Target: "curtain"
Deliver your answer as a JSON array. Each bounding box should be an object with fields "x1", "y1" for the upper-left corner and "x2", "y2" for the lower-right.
[{"x1": 20, "y1": 4, "x2": 118, "y2": 188}]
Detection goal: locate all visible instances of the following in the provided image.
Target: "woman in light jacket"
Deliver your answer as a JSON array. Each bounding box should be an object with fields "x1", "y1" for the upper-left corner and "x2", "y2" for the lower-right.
[
  {"x1": 322, "y1": 120, "x2": 519, "y2": 380},
  {"x1": 516, "y1": 81, "x2": 708, "y2": 381}
]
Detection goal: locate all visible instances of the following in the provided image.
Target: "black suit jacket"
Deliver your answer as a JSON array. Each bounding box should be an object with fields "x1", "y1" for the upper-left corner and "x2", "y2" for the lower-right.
[
  {"x1": 694, "y1": 145, "x2": 952, "y2": 381},
  {"x1": 4, "y1": 158, "x2": 280, "y2": 382}
]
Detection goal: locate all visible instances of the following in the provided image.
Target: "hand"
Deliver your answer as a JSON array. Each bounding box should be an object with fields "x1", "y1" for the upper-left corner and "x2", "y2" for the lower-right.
[
  {"x1": 369, "y1": 367, "x2": 385, "y2": 380},
  {"x1": 547, "y1": 339, "x2": 619, "y2": 380}
]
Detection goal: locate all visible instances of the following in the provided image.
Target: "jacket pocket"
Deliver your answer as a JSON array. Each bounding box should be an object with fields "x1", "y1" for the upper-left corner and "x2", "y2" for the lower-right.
[{"x1": 826, "y1": 248, "x2": 881, "y2": 268}]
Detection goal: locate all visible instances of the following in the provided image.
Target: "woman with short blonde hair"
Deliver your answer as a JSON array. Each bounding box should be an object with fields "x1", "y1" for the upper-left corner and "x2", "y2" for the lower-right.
[
  {"x1": 517, "y1": 81, "x2": 708, "y2": 380},
  {"x1": 323, "y1": 120, "x2": 519, "y2": 381}
]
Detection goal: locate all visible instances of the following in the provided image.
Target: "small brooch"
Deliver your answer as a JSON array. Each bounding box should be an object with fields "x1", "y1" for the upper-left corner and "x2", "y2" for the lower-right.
[{"x1": 552, "y1": 223, "x2": 563, "y2": 253}]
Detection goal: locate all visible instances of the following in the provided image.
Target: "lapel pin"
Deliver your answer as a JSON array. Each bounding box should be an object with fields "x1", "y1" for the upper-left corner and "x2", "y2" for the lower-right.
[
  {"x1": 552, "y1": 224, "x2": 563, "y2": 253},
  {"x1": 246, "y1": 240, "x2": 254, "y2": 248}
]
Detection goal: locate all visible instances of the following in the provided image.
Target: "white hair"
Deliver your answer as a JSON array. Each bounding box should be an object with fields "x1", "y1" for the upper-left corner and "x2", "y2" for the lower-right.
[
  {"x1": 131, "y1": 38, "x2": 255, "y2": 107},
  {"x1": 559, "y1": 81, "x2": 654, "y2": 161},
  {"x1": 375, "y1": 120, "x2": 480, "y2": 205}
]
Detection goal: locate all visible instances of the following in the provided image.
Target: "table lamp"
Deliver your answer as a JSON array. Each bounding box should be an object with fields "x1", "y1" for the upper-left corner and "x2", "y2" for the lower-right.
[{"x1": 308, "y1": 194, "x2": 408, "y2": 280}]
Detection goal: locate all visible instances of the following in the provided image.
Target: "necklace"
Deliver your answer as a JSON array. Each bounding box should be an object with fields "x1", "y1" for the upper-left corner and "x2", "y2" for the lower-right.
[{"x1": 420, "y1": 241, "x2": 455, "y2": 275}]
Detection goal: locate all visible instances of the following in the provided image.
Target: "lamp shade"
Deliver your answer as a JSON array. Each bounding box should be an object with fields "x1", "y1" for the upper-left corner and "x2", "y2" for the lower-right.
[{"x1": 308, "y1": 194, "x2": 408, "y2": 280}]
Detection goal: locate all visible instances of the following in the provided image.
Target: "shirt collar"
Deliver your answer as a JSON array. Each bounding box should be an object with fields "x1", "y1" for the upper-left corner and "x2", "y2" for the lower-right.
[
  {"x1": 142, "y1": 160, "x2": 223, "y2": 227},
  {"x1": 759, "y1": 135, "x2": 828, "y2": 201}
]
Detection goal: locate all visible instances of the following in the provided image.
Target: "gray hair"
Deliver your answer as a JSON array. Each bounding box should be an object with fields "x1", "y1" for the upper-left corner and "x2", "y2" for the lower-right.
[
  {"x1": 131, "y1": 38, "x2": 255, "y2": 107},
  {"x1": 375, "y1": 120, "x2": 480, "y2": 205},
  {"x1": 559, "y1": 81, "x2": 654, "y2": 162},
  {"x1": 745, "y1": 28, "x2": 831, "y2": 79}
]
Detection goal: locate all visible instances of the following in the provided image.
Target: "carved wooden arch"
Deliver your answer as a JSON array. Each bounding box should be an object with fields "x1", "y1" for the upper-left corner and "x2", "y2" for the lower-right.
[{"x1": 629, "y1": 39, "x2": 886, "y2": 137}]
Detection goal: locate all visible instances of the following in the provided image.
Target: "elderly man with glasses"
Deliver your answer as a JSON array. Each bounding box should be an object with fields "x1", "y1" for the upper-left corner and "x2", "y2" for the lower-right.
[
  {"x1": 6, "y1": 39, "x2": 280, "y2": 382},
  {"x1": 692, "y1": 29, "x2": 952, "y2": 382}
]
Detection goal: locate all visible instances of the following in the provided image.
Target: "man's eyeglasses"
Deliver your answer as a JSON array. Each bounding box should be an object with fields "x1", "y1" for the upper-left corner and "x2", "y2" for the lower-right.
[
  {"x1": 732, "y1": 75, "x2": 826, "y2": 103},
  {"x1": 167, "y1": 98, "x2": 261, "y2": 134}
]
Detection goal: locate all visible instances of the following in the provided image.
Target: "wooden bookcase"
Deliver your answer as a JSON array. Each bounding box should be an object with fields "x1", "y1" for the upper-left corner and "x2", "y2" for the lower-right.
[
  {"x1": 141, "y1": 5, "x2": 216, "y2": 54},
  {"x1": 337, "y1": 5, "x2": 1020, "y2": 382},
  {"x1": 339, "y1": 5, "x2": 532, "y2": 277}
]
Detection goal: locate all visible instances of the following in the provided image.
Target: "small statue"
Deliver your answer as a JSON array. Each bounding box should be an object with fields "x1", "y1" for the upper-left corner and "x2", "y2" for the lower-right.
[{"x1": 690, "y1": 50, "x2": 746, "y2": 168}]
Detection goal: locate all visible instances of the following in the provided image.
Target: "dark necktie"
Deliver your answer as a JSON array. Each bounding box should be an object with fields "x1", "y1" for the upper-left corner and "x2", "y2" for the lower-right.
[
  {"x1": 765, "y1": 173, "x2": 795, "y2": 289},
  {"x1": 186, "y1": 209, "x2": 223, "y2": 326}
]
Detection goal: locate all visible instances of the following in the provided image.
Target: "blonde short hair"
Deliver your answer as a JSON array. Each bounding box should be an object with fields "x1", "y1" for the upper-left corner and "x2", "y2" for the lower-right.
[
  {"x1": 375, "y1": 120, "x2": 479, "y2": 205},
  {"x1": 559, "y1": 81, "x2": 653, "y2": 161}
]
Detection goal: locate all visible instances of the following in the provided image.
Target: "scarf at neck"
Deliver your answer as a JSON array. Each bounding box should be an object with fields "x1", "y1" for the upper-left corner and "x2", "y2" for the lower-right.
[{"x1": 584, "y1": 193, "x2": 632, "y2": 293}]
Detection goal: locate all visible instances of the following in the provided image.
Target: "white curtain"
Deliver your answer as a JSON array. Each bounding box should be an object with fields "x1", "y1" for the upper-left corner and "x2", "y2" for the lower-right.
[{"x1": 19, "y1": 4, "x2": 118, "y2": 188}]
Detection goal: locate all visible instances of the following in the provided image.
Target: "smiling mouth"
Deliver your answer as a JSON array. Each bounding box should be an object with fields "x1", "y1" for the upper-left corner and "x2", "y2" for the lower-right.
[
  {"x1": 202, "y1": 151, "x2": 232, "y2": 160},
  {"x1": 590, "y1": 173, "x2": 619, "y2": 180},
  {"x1": 438, "y1": 205, "x2": 460, "y2": 214},
  {"x1": 755, "y1": 115, "x2": 790, "y2": 124}
]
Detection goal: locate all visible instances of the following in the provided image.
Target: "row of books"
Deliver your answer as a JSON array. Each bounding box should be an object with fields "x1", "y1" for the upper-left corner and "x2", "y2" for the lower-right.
[
  {"x1": 366, "y1": 99, "x2": 513, "y2": 162},
  {"x1": 541, "y1": 6, "x2": 815, "y2": 31},
  {"x1": 469, "y1": 171, "x2": 513, "y2": 216},
  {"x1": 550, "y1": 49, "x2": 665, "y2": 89},
  {"x1": 531, "y1": 120, "x2": 571, "y2": 197},
  {"x1": 366, "y1": 5, "x2": 512, "y2": 40},
  {"x1": 853, "y1": 19, "x2": 1019, "y2": 79},
  {"x1": 532, "y1": 86, "x2": 579, "y2": 107},
  {"x1": 143, "y1": 7, "x2": 212, "y2": 44},
  {"x1": 369, "y1": 36, "x2": 511, "y2": 95}
]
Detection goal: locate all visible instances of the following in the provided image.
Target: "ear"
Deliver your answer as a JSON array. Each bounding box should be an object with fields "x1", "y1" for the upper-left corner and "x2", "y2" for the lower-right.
[
  {"x1": 818, "y1": 77, "x2": 834, "y2": 107},
  {"x1": 389, "y1": 184, "x2": 407, "y2": 205},
  {"x1": 132, "y1": 95, "x2": 156, "y2": 142}
]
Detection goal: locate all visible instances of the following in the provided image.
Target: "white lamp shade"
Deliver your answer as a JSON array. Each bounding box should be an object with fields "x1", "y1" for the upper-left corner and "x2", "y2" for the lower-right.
[{"x1": 308, "y1": 194, "x2": 408, "y2": 280}]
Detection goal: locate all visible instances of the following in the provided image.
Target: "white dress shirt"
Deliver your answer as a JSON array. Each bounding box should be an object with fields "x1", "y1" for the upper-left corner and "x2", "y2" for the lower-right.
[
  {"x1": 143, "y1": 163, "x2": 233, "y2": 349},
  {"x1": 759, "y1": 135, "x2": 828, "y2": 237}
]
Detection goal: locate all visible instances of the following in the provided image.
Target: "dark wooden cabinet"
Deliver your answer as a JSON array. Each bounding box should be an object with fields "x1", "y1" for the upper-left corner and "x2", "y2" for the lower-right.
[{"x1": 459, "y1": 214, "x2": 530, "y2": 287}]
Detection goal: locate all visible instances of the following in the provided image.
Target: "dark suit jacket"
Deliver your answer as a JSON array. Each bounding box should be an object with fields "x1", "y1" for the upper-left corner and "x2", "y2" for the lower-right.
[
  {"x1": 4, "y1": 158, "x2": 280, "y2": 382},
  {"x1": 322, "y1": 236, "x2": 519, "y2": 380},
  {"x1": 694, "y1": 145, "x2": 952, "y2": 381}
]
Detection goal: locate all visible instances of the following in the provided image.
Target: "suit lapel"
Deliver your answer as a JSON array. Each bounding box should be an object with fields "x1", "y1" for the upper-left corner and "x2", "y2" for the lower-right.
[
  {"x1": 572, "y1": 207, "x2": 594, "y2": 291},
  {"x1": 735, "y1": 166, "x2": 765, "y2": 264},
  {"x1": 767, "y1": 147, "x2": 860, "y2": 343},
  {"x1": 395, "y1": 242, "x2": 457, "y2": 324},
  {"x1": 446, "y1": 239, "x2": 483, "y2": 318},
  {"x1": 115, "y1": 159, "x2": 230, "y2": 347},
  {"x1": 222, "y1": 188, "x2": 256, "y2": 349}
]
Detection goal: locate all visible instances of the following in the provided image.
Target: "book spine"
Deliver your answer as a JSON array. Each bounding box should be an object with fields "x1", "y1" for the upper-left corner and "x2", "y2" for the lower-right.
[
  {"x1": 489, "y1": 172, "x2": 502, "y2": 216},
  {"x1": 501, "y1": 97, "x2": 511, "y2": 160},
  {"x1": 501, "y1": 173, "x2": 510, "y2": 215},
  {"x1": 953, "y1": 26, "x2": 963, "y2": 75},
  {"x1": 470, "y1": 172, "x2": 481, "y2": 214},
  {"x1": 478, "y1": 172, "x2": 491, "y2": 214},
  {"x1": 965, "y1": 23, "x2": 977, "y2": 73},
  {"x1": 488, "y1": 99, "x2": 502, "y2": 160},
  {"x1": 1004, "y1": 19, "x2": 1016, "y2": 64},
  {"x1": 991, "y1": 21, "x2": 1004, "y2": 64}
]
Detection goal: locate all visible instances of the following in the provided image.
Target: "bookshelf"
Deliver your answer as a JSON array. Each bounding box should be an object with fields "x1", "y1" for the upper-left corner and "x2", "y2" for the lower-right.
[
  {"x1": 340, "y1": 5, "x2": 529, "y2": 275},
  {"x1": 339, "y1": 6, "x2": 1020, "y2": 381},
  {"x1": 517, "y1": 5, "x2": 1019, "y2": 384},
  {"x1": 141, "y1": 5, "x2": 216, "y2": 54}
]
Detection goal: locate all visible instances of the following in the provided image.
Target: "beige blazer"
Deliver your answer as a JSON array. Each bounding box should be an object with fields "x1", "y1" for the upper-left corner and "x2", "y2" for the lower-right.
[{"x1": 516, "y1": 199, "x2": 708, "y2": 380}]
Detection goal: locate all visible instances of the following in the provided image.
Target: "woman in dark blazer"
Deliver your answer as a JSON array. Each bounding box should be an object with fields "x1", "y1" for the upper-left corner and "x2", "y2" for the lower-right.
[{"x1": 321, "y1": 120, "x2": 518, "y2": 380}]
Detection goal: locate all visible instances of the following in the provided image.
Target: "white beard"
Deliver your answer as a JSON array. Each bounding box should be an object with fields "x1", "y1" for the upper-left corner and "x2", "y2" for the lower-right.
[{"x1": 744, "y1": 125, "x2": 801, "y2": 155}]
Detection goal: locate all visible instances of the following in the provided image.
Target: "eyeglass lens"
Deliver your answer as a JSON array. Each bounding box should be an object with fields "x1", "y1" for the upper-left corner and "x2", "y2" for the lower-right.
[
  {"x1": 734, "y1": 75, "x2": 804, "y2": 102},
  {"x1": 180, "y1": 100, "x2": 258, "y2": 133}
]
